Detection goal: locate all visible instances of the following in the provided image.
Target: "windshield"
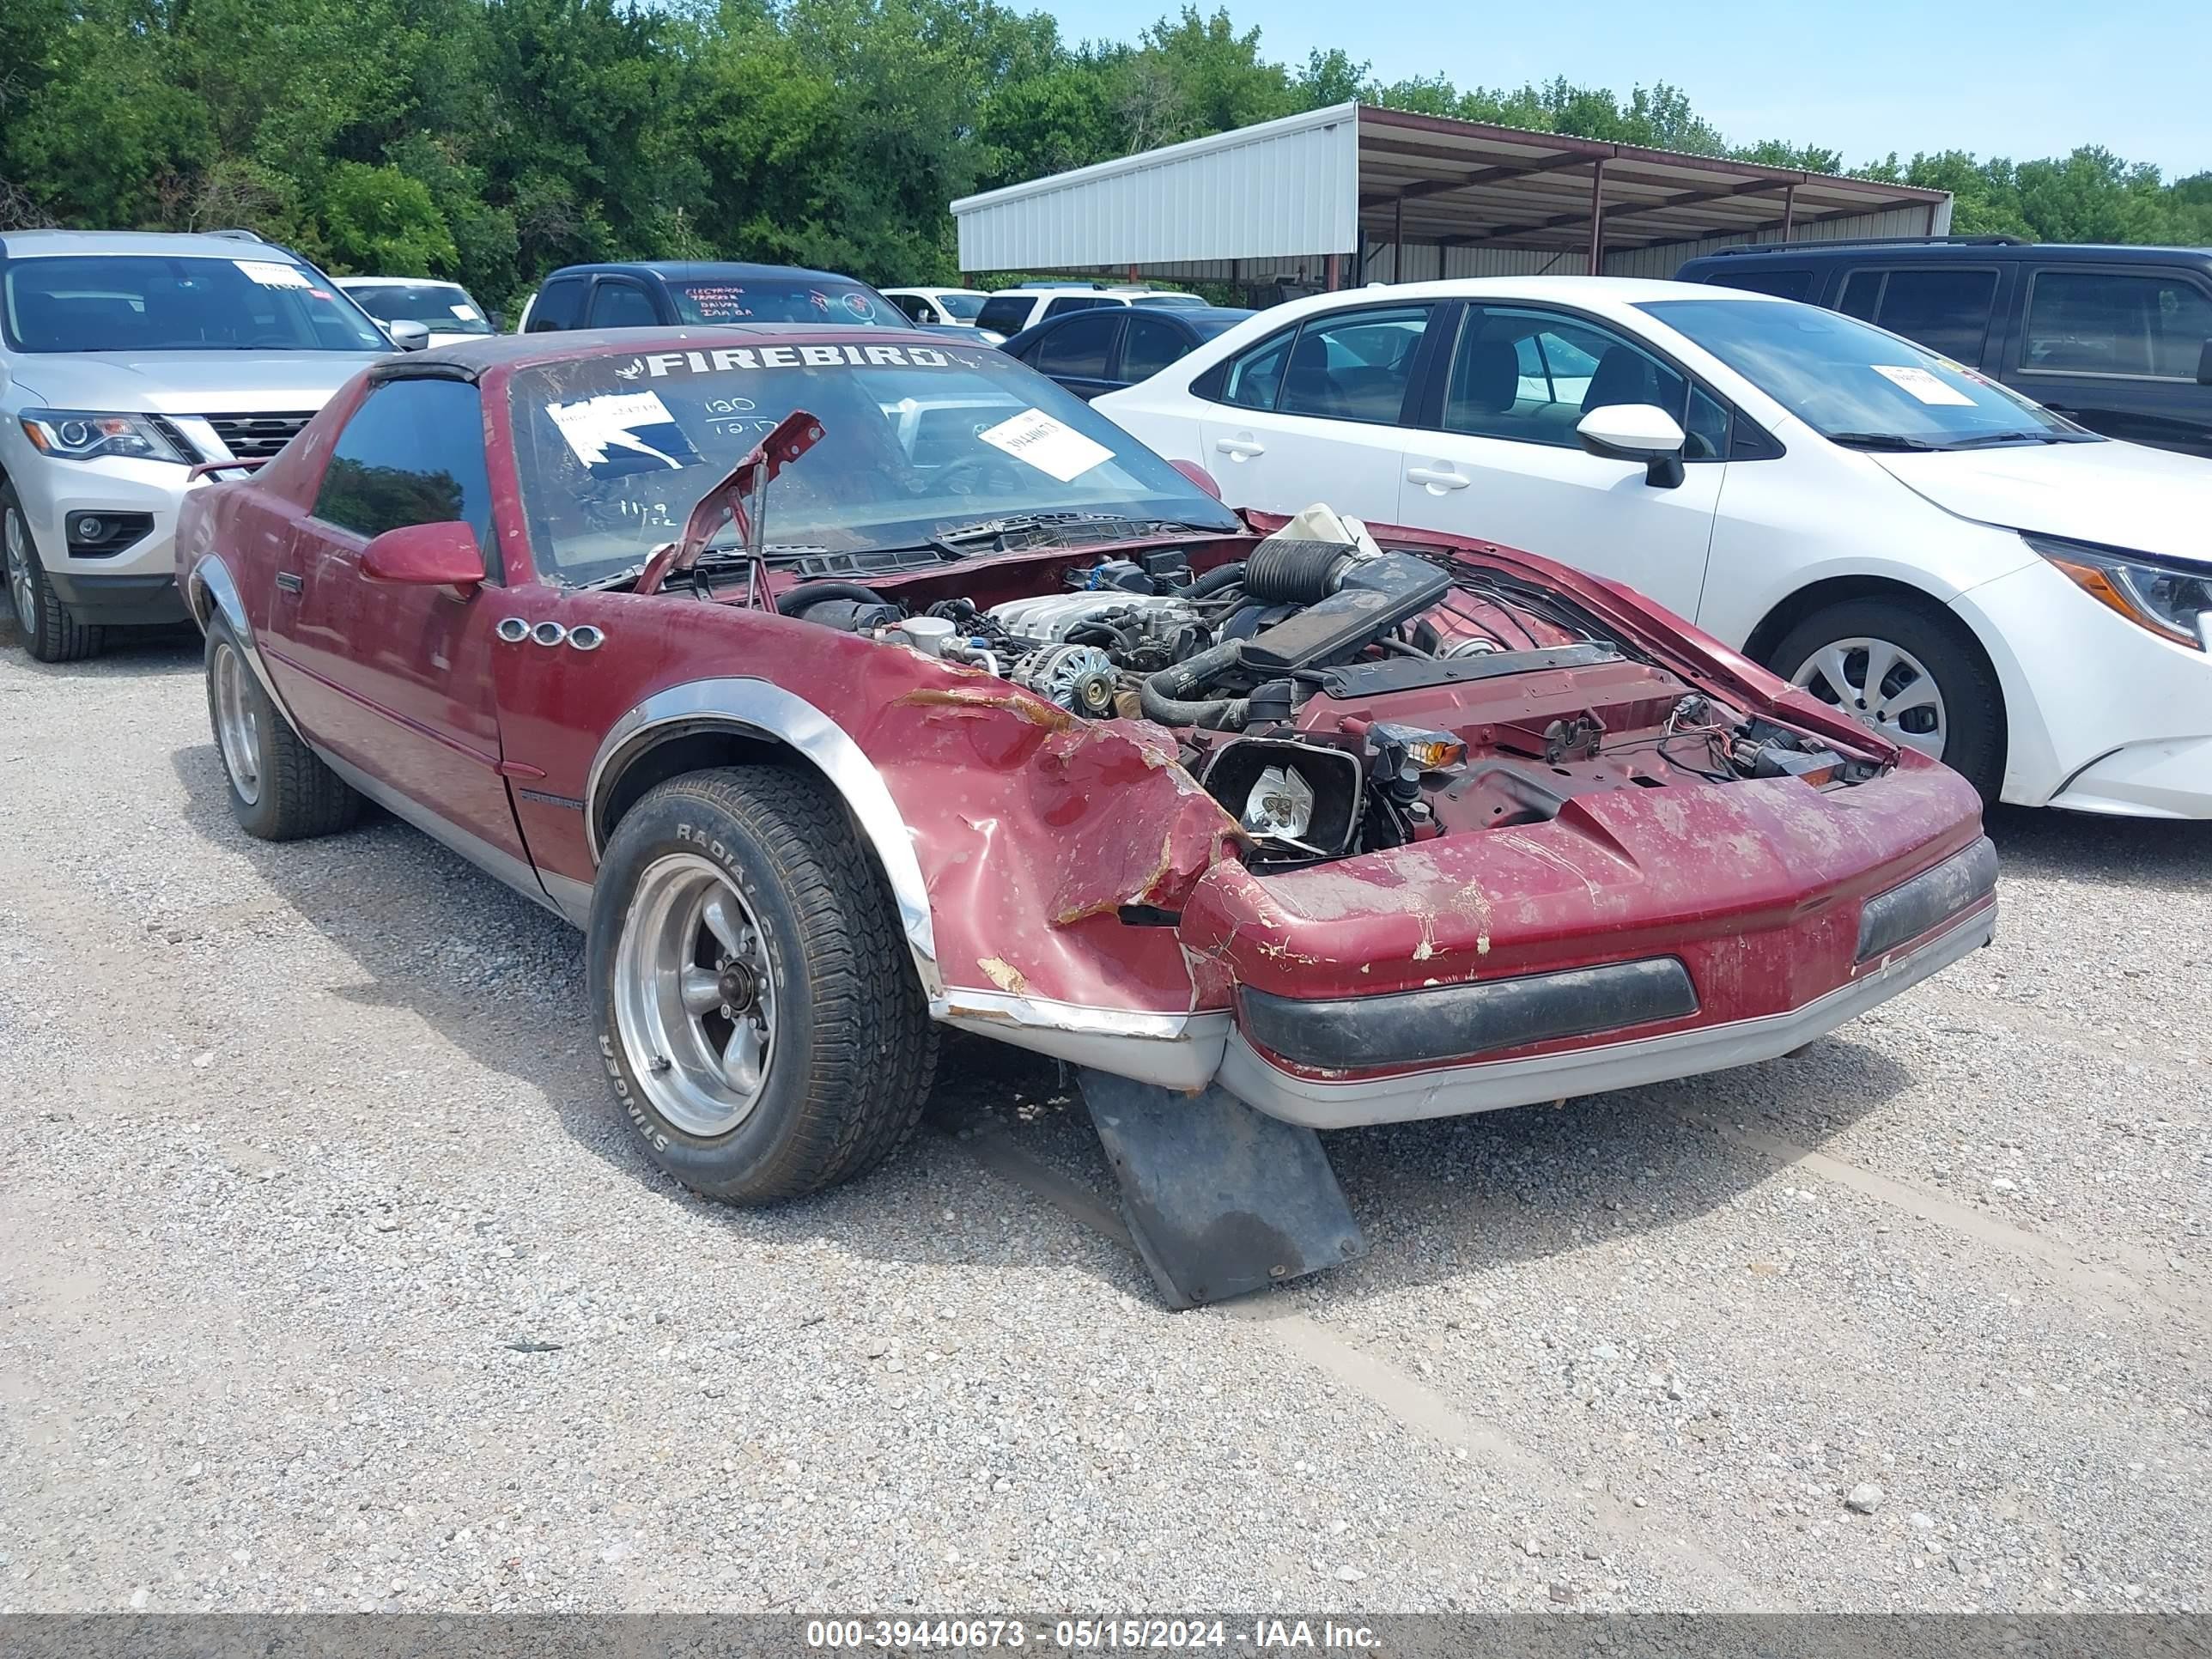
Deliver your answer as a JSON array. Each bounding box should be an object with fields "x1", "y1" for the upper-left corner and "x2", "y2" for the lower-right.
[
  {"x1": 346, "y1": 281, "x2": 492, "y2": 336},
  {"x1": 667, "y1": 279, "x2": 900, "y2": 328},
  {"x1": 507, "y1": 337, "x2": 1241, "y2": 584},
  {"x1": 1638, "y1": 297, "x2": 2090, "y2": 448},
  {"x1": 935, "y1": 292, "x2": 988, "y2": 321},
  {"x1": 1134, "y1": 294, "x2": 1207, "y2": 308},
  {"x1": 3, "y1": 255, "x2": 392, "y2": 353}
]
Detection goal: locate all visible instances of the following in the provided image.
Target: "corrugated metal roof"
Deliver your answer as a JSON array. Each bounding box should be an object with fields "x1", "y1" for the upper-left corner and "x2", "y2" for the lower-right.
[
  {"x1": 952, "y1": 102, "x2": 1949, "y2": 277},
  {"x1": 953, "y1": 102, "x2": 1362, "y2": 272}
]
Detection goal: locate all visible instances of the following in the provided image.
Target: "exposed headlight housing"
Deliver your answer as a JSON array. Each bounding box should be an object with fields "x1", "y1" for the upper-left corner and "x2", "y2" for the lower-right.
[
  {"x1": 2026, "y1": 532, "x2": 2209, "y2": 652},
  {"x1": 19, "y1": 408, "x2": 191, "y2": 465}
]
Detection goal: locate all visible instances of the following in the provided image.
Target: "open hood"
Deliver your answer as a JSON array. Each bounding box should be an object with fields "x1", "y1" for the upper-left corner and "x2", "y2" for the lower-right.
[{"x1": 1869, "y1": 439, "x2": 2212, "y2": 567}]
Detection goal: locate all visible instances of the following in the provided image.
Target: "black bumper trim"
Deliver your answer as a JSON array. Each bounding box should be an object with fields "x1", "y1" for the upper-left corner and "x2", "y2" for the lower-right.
[
  {"x1": 42, "y1": 570, "x2": 191, "y2": 627},
  {"x1": 1856, "y1": 836, "x2": 1998, "y2": 963},
  {"x1": 1241, "y1": 957, "x2": 1699, "y2": 1073}
]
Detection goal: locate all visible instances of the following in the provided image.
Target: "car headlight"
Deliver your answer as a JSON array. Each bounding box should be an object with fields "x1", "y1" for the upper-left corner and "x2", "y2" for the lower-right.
[
  {"x1": 2026, "y1": 532, "x2": 2209, "y2": 652},
  {"x1": 19, "y1": 408, "x2": 191, "y2": 465}
]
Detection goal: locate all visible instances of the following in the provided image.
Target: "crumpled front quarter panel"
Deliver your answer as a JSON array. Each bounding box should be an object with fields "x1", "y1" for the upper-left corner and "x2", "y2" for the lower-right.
[{"x1": 501, "y1": 592, "x2": 1244, "y2": 1016}]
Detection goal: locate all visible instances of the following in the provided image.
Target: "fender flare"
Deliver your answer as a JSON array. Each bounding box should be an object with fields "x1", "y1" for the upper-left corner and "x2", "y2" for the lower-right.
[
  {"x1": 185, "y1": 555, "x2": 307, "y2": 732},
  {"x1": 586, "y1": 678, "x2": 940, "y2": 991}
]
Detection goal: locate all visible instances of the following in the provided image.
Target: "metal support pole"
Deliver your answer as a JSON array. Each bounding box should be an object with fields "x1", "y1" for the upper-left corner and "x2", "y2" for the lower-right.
[
  {"x1": 1780, "y1": 183, "x2": 1796, "y2": 243},
  {"x1": 1393, "y1": 194, "x2": 1405, "y2": 283},
  {"x1": 1587, "y1": 159, "x2": 1606, "y2": 274},
  {"x1": 1326, "y1": 252, "x2": 1341, "y2": 291}
]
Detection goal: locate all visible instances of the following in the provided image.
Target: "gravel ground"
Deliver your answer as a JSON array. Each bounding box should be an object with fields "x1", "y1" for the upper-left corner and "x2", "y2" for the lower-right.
[{"x1": 0, "y1": 623, "x2": 2206, "y2": 1617}]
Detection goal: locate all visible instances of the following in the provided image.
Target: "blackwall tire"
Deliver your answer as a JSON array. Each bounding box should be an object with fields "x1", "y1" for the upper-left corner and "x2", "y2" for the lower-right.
[
  {"x1": 204, "y1": 617, "x2": 362, "y2": 839},
  {"x1": 588, "y1": 766, "x2": 939, "y2": 1202},
  {"x1": 1770, "y1": 597, "x2": 2005, "y2": 805},
  {"x1": 3, "y1": 484, "x2": 105, "y2": 664}
]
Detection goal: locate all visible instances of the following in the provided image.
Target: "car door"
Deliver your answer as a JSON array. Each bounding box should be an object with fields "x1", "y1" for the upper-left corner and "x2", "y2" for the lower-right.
[
  {"x1": 2005, "y1": 264, "x2": 2212, "y2": 457},
  {"x1": 262, "y1": 374, "x2": 528, "y2": 864},
  {"x1": 1028, "y1": 310, "x2": 1126, "y2": 400},
  {"x1": 586, "y1": 276, "x2": 662, "y2": 330},
  {"x1": 1395, "y1": 303, "x2": 1728, "y2": 621},
  {"x1": 1195, "y1": 301, "x2": 1438, "y2": 523}
]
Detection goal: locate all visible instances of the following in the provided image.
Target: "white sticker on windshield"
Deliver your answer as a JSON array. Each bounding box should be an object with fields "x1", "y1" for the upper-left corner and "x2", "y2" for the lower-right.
[
  {"x1": 976, "y1": 407, "x2": 1114, "y2": 483},
  {"x1": 545, "y1": 391, "x2": 702, "y2": 478},
  {"x1": 1870, "y1": 363, "x2": 1976, "y2": 407},
  {"x1": 450, "y1": 303, "x2": 481, "y2": 321},
  {"x1": 235, "y1": 260, "x2": 312, "y2": 289}
]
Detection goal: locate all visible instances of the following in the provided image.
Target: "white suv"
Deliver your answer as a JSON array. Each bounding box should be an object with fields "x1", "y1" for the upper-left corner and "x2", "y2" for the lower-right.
[{"x1": 1, "y1": 230, "x2": 406, "y2": 660}]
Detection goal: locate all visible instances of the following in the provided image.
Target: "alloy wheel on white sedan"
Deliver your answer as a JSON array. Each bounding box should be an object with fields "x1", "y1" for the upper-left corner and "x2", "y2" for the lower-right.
[{"x1": 1789, "y1": 635, "x2": 1948, "y2": 761}]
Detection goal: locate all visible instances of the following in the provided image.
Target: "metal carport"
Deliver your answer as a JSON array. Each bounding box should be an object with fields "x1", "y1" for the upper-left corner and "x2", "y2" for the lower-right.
[{"x1": 952, "y1": 101, "x2": 1951, "y2": 295}]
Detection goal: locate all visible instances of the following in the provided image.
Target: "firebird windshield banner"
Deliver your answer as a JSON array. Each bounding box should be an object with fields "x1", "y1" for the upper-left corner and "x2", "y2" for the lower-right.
[{"x1": 612, "y1": 343, "x2": 969, "y2": 382}]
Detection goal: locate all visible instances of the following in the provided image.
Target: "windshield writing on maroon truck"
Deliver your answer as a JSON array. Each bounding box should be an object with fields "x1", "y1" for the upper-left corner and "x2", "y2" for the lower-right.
[{"x1": 615, "y1": 343, "x2": 956, "y2": 380}]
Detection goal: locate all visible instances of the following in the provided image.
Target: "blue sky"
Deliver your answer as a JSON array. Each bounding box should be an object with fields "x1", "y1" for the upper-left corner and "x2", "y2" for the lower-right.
[{"x1": 1028, "y1": 0, "x2": 2212, "y2": 178}]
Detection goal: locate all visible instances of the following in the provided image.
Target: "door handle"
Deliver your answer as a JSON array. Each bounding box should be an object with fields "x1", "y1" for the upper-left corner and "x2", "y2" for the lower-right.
[
  {"x1": 1214, "y1": 437, "x2": 1265, "y2": 459},
  {"x1": 1407, "y1": 465, "x2": 1470, "y2": 490},
  {"x1": 275, "y1": 571, "x2": 303, "y2": 593}
]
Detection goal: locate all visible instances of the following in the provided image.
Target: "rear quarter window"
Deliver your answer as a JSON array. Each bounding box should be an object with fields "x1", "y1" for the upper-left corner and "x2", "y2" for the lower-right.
[{"x1": 976, "y1": 295, "x2": 1036, "y2": 335}]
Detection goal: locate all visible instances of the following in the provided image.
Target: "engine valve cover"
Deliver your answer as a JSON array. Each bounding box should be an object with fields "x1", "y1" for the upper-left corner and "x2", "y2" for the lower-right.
[{"x1": 988, "y1": 592, "x2": 1196, "y2": 643}]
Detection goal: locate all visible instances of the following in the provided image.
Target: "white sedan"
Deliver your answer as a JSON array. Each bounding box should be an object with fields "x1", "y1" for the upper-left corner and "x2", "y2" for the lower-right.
[{"x1": 1095, "y1": 276, "x2": 2212, "y2": 818}]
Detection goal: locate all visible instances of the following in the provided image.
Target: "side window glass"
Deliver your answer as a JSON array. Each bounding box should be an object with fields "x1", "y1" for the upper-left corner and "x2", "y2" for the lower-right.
[
  {"x1": 1871, "y1": 268, "x2": 1998, "y2": 362},
  {"x1": 2023, "y1": 270, "x2": 2212, "y2": 379},
  {"x1": 1121, "y1": 314, "x2": 1186, "y2": 381},
  {"x1": 1216, "y1": 327, "x2": 1295, "y2": 410},
  {"x1": 587, "y1": 281, "x2": 659, "y2": 329},
  {"x1": 1444, "y1": 306, "x2": 1724, "y2": 458},
  {"x1": 526, "y1": 277, "x2": 586, "y2": 332},
  {"x1": 1712, "y1": 268, "x2": 1815, "y2": 301},
  {"x1": 976, "y1": 295, "x2": 1034, "y2": 335},
  {"x1": 890, "y1": 293, "x2": 931, "y2": 323},
  {"x1": 1837, "y1": 270, "x2": 1881, "y2": 321},
  {"x1": 1275, "y1": 305, "x2": 1431, "y2": 423},
  {"x1": 1043, "y1": 295, "x2": 1103, "y2": 319},
  {"x1": 1035, "y1": 312, "x2": 1119, "y2": 379},
  {"x1": 312, "y1": 380, "x2": 495, "y2": 572}
]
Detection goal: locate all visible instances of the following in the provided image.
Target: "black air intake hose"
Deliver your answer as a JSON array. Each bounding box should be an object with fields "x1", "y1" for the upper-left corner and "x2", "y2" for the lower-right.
[
  {"x1": 776, "y1": 580, "x2": 890, "y2": 617},
  {"x1": 1139, "y1": 639, "x2": 1250, "y2": 730},
  {"x1": 1243, "y1": 538, "x2": 1357, "y2": 604},
  {"x1": 1179, "y1": 560, "x2": 1247, "y2": 599}
]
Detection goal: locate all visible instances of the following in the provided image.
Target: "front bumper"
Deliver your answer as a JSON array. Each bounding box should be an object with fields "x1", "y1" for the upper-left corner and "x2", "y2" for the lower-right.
[
  {"x1": 41, "y1": 568, "x2": 191, "y2": 625},
  {"x1": 1954, "y1": 557, "x2": 2212, "y2": 817},
  {"x1": 1219, "y1": 884, "x2": 1995, "y2": 1128},
  {"x1": 3, "y1": 444, "x2": 198, "y2": 600}
]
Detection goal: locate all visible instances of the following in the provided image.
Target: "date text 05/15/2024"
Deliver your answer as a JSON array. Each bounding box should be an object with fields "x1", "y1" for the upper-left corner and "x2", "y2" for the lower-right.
[{"x1": 802, "y1": 1619, "x2": 1382, "y2": 1650}]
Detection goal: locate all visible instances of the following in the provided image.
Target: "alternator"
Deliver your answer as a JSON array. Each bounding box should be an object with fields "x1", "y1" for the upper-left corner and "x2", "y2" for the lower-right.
[{"x1": 1012, "y1": 642, "x2": 1118, "y2": 718}]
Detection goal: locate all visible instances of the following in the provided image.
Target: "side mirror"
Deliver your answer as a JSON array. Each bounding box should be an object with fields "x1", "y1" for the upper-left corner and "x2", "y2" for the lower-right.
[
  {"x1": 1577, "y1": 403, "x2": 1689, "y2": 489},
  {"x1": 387, "y1": 319, "x2": 431, "y2": 352},
  {"x1": 489, "y1": 310, "x2": 507, "y2": 332},
  {"x1": 361, "y1": 521, "x2": 485, "y2": 592},
  {"x1": 2197, "y1": 338, "x2": 2212, "y2": 387},
  {"x1": 1170, "y1": 458, "x2": 1224, "y2": 500}
]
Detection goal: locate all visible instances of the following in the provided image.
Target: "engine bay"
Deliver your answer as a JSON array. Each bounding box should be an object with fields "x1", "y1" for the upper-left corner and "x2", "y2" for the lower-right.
[{"x1": 758, "y1": 514, "x2": 1889, "y2": 870}]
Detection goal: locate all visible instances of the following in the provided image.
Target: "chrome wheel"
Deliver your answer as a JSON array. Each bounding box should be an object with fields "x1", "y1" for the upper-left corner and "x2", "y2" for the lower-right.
[
  {"x1": 211, "y1": 641, "x2": 263, "y2": 805},
  {"x1": 1790, "y1": 635, "x2": 1948, "y2": 761},
  {"x1": 3, "y1": 507, "x2": 33, "y2": 629},
  {"x1": 612, "y1": 853, "x2": 778, "y2": 1139}
]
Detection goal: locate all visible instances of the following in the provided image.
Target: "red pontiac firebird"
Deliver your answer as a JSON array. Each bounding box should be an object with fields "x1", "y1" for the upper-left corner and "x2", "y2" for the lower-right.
[{"x1": 175, "y1": 325, "x2": 1996, "y2": 1306}]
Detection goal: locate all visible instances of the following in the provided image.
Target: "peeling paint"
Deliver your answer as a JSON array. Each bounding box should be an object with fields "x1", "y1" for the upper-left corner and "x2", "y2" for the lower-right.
[{"x1": 978, "y1": 956, "x2": 1030, "y2": 997}]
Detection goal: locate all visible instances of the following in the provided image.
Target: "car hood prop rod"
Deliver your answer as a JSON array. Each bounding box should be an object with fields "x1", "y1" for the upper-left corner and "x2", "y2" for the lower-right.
[{"x1": 634, "y1": 410, "x2": 824, "y2": 598}]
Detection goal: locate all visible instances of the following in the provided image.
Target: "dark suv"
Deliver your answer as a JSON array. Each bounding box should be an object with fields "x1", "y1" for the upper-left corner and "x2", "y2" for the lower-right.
[
  {"x1": 1674, "y1": 236, "x2": 2212, "y2": 457},
  {"x1": 521, "y1": 262, "x2": 905, "y2": 332}
]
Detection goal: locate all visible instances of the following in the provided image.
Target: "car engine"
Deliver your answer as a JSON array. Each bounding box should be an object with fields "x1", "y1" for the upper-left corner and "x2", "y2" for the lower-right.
[{"x1": 770, "y1": 519, "x2": 1885, "y2": 870}]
